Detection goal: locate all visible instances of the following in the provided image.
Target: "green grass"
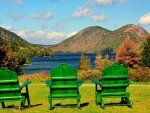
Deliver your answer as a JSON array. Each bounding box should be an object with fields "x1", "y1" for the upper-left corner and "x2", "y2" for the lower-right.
[
  {"x1": 0, "y1": 85, "x2": 150, "y2": 113},
  {"x1": 131, "y1": 82, "x2": 150, "y2": 85}
]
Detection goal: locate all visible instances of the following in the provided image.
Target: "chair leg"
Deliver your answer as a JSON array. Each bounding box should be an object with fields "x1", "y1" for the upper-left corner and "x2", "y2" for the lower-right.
[
  {"x1": 125, "y1": 97, "x2": 132, "y2": 108},
  {"x1": 2, "y1": 102, "x2": 5, "y2": 108},
  {"x1": 95, "y1": 92, "x2": 98, "y2": 105},
  {"x1": 49, "y1": 100, "x2": 53, "y2": 110},
  {"x1": 77, "y1": 95, "x2": 80, "y2": 109},
  {"x1": 48, "y1": 95, "x2": 53, "y2": 110},
  {"x1": 101, "y1": 101, "x2": 105, "y2": 109},
  {"x1": 97, "y1": 93, "x2": 102, "y2": 106},
  {"x1": 26, "y1": 86, "x2": 31, "y2": 107},
  {"x1": 19, "y1": 100, "x2": 24, "y2": 110},
  {"x1": 121, "y1": 97, "x2": 126, "y2": 103}
]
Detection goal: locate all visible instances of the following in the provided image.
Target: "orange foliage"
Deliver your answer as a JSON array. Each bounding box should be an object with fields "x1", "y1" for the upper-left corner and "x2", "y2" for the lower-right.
[{"x1": 116, "y1": 38, "x2": 141, "y2": 68}]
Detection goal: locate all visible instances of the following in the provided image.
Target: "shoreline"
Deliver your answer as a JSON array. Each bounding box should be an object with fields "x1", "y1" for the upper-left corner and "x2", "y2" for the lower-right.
[{"x1": 23, "y1": 63, "x2": 31, "y2": 66}]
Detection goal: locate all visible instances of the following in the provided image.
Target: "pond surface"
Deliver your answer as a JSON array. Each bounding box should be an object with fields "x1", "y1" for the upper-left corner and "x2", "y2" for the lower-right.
[{"x1": 23, "y1": 53, "x2": 116, "y2": 74}]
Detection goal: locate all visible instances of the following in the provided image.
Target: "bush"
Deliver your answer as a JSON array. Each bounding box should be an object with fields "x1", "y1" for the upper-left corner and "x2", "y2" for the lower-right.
[
  {"x1": 95, "y1": 54, "x2": 114, "y2": 72},
  {"x1": 128, "y1": 67, "x2": 150, "y2": 82},
  {"x1": 78, "y1": 54, "x2": 113, "y2": 81},
  {"x1": 19, "y1": 73, "x2": 50, "y2": 83},
  {"x1": 78, "y1": 69, "x2": 102, "y2": 80}
]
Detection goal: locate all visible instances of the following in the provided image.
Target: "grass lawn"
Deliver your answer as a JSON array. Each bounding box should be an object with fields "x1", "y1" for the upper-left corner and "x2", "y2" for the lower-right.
[{"x1": 0, "y1": 84, "x2": 150, "y2": 113}]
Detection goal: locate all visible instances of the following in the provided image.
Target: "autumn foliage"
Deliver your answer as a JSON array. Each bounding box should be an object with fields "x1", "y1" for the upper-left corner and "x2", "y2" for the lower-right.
[
  {"x1": 95, "y1": 54, "x2": 113, "y2": 71},
  {"x1": 78, "y1": 54, "x2": 91, "y2": 71},
  {"x1": 116, "y1": 38, "x2": 141, "y2": 68},
  {"x1": 0, "y1": 45, "x2": 22, "y2": 74}
]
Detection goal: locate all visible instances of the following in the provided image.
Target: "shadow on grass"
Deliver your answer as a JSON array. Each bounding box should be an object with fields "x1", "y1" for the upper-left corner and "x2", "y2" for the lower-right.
[
  {"x1": 53, "y1": 102, "x2": 89, "y2": 108},
  {"x1": 2, "y1": 104, "x2": 42, "y2": 109},
  {"x1": 98, "y1": 102, "x2": 132, "y2": 108}
]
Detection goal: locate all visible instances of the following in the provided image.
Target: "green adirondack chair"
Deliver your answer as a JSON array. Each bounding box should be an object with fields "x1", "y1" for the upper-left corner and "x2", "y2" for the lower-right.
[
  {"x1": 92, "y1": 63, "x2": 132, "y2": 109},
  {"x1": 0, "y1": 68, "x2": 31, "y2": 110},
  {"x1": 45, "y1": 63, "x2": 83, "y2": 110}
]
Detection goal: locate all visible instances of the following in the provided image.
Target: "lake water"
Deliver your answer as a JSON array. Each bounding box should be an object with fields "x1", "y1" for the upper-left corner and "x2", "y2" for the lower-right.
[{"x1": 23, "y1": 53, "x2": 116, "y2": 74}]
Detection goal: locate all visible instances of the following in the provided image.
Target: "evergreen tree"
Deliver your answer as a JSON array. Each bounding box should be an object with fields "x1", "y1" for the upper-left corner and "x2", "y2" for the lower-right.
[
  {"x1": 141, "y1": 36, "x2": 150, "y2": 67},
  {"x1": 0, "y1": 45, "x2": 6, "y2": 66}
]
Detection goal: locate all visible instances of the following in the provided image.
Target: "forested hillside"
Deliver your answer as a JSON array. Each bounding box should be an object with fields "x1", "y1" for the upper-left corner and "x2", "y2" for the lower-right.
[{"x1": 0, "y1": 27, "x2": 53, "y2": 74}]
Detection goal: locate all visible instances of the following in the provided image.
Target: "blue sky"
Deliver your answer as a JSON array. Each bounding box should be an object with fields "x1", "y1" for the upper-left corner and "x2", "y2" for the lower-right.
[{"x1": 0, "y1": 0, "x2": 150, "y2": 45}]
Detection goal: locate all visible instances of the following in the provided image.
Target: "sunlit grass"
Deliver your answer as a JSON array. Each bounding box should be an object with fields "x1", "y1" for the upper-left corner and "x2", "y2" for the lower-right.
[
  {"x1": 0, "y1": 85, "x2": 150, "y2": 113},
  {"x1": 19, "y1": 73, "x2": 150, "y2": 84}
]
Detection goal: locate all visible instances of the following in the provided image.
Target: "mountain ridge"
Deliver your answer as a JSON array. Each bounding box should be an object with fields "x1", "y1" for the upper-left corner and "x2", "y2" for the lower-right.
[
  {"x1": 0, "y1": 27, "x2": 29, "y2": 46},
  {"x1": 50, "y1": 24, "x2": 149, "y2": 53}
]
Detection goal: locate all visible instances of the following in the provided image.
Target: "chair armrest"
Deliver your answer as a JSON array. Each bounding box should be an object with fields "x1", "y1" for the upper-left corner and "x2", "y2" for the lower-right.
[
  {"x1": 20, "y1": 80, "x2": 31, "y2": 89},
  {"x1": 0, "y1": 67, "x2": 6, "y2": 70},
  {"x1": 45, "y1": 80, "x2": 52, "y2": 87},
  {"x1": 126, "y1": 80, "x2": 131, "y2": 84},
  {"x1": 92, "y1": 78, "x2": 101, "y2": 86},
  {"x1": 77, "y1": 79, "x2": 84, "y2": 86}
]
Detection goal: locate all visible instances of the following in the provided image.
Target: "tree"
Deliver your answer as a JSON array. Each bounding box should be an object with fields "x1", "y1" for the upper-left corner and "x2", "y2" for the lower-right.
[
  {"x1": 116, "y1": 38, "x2": 141, "y2": 68},
  {"x1": 141, "y1": 36, "x2": 150, "y2": 67},
  {"x1": 0, "y1": 45, "x2": 6, "y2": 66},
  {"x1": 78, "y1": 54, "x2": 91, "y2": 71},
  {"x1": 95, "y1": 54, "x2": 102, "y2": 70},
  {"x1": 0, "y1": 45, "x2": 22, "y2": 74},
  {"x1": 95, "y1": 54, "x2": 113, "y2": 71}
]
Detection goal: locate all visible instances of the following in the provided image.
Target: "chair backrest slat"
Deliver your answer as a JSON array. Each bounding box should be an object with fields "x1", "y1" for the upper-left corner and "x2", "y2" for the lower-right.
[
  {"x1": 51, "y1": 64, "x2": 77, "y2": 96},
  {"x1": 0, "y1": 69, "x2": 21, "y2": 99},
  {"x1": 102, "y1": 63, "x2": 128, "y2": 93}
]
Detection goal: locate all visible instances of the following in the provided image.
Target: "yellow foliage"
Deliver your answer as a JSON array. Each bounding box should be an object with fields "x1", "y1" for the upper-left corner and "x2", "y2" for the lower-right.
[{"x1": 78, "y1": 69, "x2": 102, "y2": 80}]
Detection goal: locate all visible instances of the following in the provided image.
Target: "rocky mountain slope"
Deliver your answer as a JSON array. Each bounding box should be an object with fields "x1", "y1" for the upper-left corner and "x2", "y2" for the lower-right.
[{"x1": 50, "y1": 24, "x2": 149, "y2": 53}]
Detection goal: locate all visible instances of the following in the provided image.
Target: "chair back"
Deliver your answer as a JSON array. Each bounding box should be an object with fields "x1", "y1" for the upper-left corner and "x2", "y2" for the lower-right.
[
  {"x1": 50, "y1": 64, "x2": 78, "y2": 97},
  {"x1": 0, "y1": 68, "x2": 21, "y2": 100},
  {"x1": 102, "y1": 63, "x2": 128, "y2": 93}
]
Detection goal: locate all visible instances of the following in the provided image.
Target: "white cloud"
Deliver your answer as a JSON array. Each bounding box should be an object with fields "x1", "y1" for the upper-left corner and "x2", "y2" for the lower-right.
[
  {"x1": 1, "y1": 25, "x2": 12, "y2": 30},
  {"x1": 14, "y1": 0, "x2": 24, "y2": 7},
  {"x1": 73, "y1": 6, "x2": 90, "y2": 18},
  {"x1": 1, "y1": 25, "x2": 77, "y2": 45},
  {"x1": 95, "y1": 0, "x2": 126, "y2": 6},
  {"x1": 17, "y1": 30, "x2": 77, "y2": 45},
  {"x1": 1, "y1": 25, "x2": 16, "y2": 31},
  {"x1": 47, "y1": 31, "x2": 77, "y2": 44},
  {"x1": 29, "y1": 30, "x2": 45, "y2": 38},
  {"x1": 17, "y1": 30, "x2": 26, "y2": 37},
  {"x1": 92, "y1": 15, "x2": 107, "y2": 22},
  {"x1": 16, "y1": 30, "x2": 48, "y2": 44},
  {"x1": 47, "y1": 32, "x2": 65, "y2": 39},
  {"x1": 139, "y1": 13, "x2": 150, "y2": 25},
  {"x1": 66, "y1": 31, "x2": 77, "y2": 38},
  {"x1": 30, "y1": 12, "x2": 53, "y2": 20},
  {"x1": 95, "y1": 0, "x2": 112, "y2": 5}
]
